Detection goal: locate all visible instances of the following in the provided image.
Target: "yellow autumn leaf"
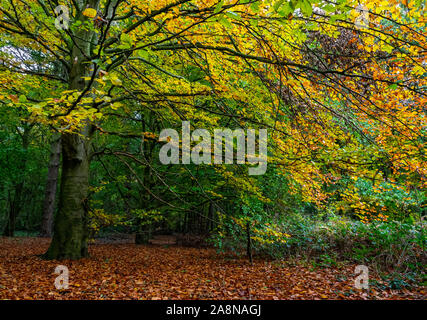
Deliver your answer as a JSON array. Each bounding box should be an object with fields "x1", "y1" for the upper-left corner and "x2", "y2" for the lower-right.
[
  {"x1": 111, "y1": 77, "x2": 122, "y2": 86},
  {"x1": 82, "y1": 8, "x2": 97, "y2": 18}
]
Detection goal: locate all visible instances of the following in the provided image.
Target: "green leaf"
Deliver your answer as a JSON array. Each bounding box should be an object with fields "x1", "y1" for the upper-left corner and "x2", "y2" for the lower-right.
[
  {"x1": 225, "y1": 11, "x2": 241, "y2": 21},
  {"x1": 278, "y1": 2, "x2": 294, "y2": 17},
  {"x1": 330, "y1": 13, "x2": 346, "y2": 23},
  {"x1": 214, "y1": 0, "x2": 224, "y2": 14},
  {"x1": 138, "y1": 49, "x2": 150, "y2": 59},
  {"x1": 250, "y1": 1, "x2": 260, "y2": 13},
  {"x1": 273, "y1": 0, "x2": 285, "y2": 12},
  {"x1": 219, "y1": 16, "x2": 233, "y2": 29},
  {"x1": 299, "y1": 0, "x2": 312, "y2": 17},
  {"x1": 323, "y1": 4, "x2": 336, "y2": 13}
]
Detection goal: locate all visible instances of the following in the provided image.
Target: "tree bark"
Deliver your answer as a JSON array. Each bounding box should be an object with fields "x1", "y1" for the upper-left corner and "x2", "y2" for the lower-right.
[
  {"x1": 40, "y1": 135, "x2": 61, "y2": 237},
  {"x1": 43, "y1": 128, "x2": 92, "y2": 259},
  {"x1": 44, "y1": 0, "x2": 99, "y2": 259}
]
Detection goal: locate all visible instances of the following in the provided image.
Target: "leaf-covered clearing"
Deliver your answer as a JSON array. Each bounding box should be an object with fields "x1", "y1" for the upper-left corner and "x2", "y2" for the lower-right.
[{"x1": 0, "y1": 238, "x2": 424, "y2": 300}]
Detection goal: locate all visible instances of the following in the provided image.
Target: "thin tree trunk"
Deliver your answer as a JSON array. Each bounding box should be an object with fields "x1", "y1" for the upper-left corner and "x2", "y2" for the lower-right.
[
  {"x1": 246, "y1": 221, "x2": 253, "y2": 264},
  {"x1": 40, "y1": 135, "x2": 61, "y2": 237}
]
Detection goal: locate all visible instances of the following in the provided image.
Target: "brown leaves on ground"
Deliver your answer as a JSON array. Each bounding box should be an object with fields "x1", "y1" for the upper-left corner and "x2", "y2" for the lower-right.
[{"x1": 0, "y1": 237, "x2": 425, "y2": 300}]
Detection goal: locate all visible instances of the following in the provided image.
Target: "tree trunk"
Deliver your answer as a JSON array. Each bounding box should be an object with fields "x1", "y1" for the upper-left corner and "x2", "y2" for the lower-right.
[
  {"x1": 246, "y1": 221, "x2": 253, "y2": 264},
  {"x1": 40, "y1": 135, "x2": 61, "y2": 237},
  {"x1": 43, "y1": 129, "x2": 92, "y2": 259},
  {"x1": 44, "y1": 0, "x2": 99, "y2": 259}
]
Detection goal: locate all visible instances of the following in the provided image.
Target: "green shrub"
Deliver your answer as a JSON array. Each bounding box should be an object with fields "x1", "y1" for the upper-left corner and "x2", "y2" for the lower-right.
[{"x1": 213, "y1": 213, "x2": 427, "y2": 278}]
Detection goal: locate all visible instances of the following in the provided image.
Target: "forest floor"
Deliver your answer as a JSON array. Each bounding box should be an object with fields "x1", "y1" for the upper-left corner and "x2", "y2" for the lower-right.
[{"x1": 0, "y1": 237, "x2": 425, "y2": 300}]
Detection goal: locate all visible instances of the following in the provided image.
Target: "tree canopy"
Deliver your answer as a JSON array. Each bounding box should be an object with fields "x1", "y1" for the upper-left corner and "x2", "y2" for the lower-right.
[{"x1": 0, "y1": 0, "x2": 425, "y2": 260}]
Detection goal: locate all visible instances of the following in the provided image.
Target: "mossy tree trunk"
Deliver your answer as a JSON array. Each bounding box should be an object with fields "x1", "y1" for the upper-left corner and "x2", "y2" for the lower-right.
[
  {"x1": 44, "y1": 0, "x2": 99, "y2": 259},
  {"x1": 43, "y1": 129, "x2": 92, "y2": 259}
]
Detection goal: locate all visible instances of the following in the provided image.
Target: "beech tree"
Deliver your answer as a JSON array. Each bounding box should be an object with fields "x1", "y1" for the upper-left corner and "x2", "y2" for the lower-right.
[{"x1": 0, "y1": 0, "x2": 424, "y2": 259}]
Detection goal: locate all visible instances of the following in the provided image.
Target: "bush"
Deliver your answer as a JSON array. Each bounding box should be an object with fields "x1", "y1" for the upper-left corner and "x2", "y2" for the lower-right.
[{"x1": 213, "y1": 213, "x2": 427, "y2": 277}]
